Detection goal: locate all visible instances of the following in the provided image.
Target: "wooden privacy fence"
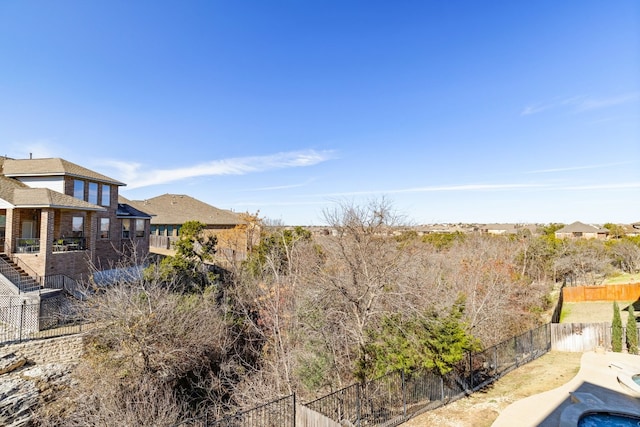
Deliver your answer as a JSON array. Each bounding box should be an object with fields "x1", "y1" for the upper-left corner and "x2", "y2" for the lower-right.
[
  {"x1": 562, "y1": 283, "x2": 640, "y2": 302},
  {"x1": 296, "y1": 406, "x2": 341, "y2": 427},
  {"x1": 550, "y1": 323, "x2": 611, "y2": 352},
  {"x1": 550, "y1": 322, "x2": 640, "y2": 352}
]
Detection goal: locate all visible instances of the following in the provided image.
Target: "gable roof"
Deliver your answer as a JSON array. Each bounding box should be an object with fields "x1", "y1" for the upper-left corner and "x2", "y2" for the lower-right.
[
  {"x1": 556, "y1": 221, "x2": 609, "y2": 234},
  {"x1": 0, "y1": 174, "x2": 105, "y2": 211},
  {"x1": 2, "y1": 157, "x2": 125, "y2": 186},
  {"x1": 124, "y1": 194, "x2": 245, "y2": 226},
  {"x1": 14, "y1": 188, "x2": 106, "y2": 211}
]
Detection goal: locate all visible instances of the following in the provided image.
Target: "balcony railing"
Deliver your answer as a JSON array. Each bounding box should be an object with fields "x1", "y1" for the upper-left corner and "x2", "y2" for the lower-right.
[
  {"x1": 52, "y1": 237, "x2": 87, "y2": 253},
  {"x1": 16, "y1": 238, "x2": 41, "y2": 253}
]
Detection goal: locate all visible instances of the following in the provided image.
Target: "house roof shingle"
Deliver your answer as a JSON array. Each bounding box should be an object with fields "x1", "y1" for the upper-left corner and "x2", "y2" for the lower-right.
[
  {"x1": 2, "y1": 158, "x2": 125, "y2": 186},
  {"x1": 556, "y1": 221, "x2": 609, "y2": 234},
  {"x1": 124, "y1": 194, "x2": 245, "y2": 226},
  {"x1": 0, "y1": 160, "x2": 108, "y2": 211}
]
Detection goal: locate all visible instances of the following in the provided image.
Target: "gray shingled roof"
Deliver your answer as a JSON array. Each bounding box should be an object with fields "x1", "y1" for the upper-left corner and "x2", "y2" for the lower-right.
[
  {"x1": 12, "y1": 187, "x2": 106, "y2": 211},
  {"x1": 556, "y1": 221, "x2": 609, "y2": 234},
  {"x1": 0, "y1": 175, "x2": 29, "y2": 203},
  {"x1": 124, "y1": 194, "x2": 245, "y2": 226},
  {"x1": 0, "y1": 159, "x2": 108, "y2": 210},
  {"x1": 3, "y1": 158, "x2": 125, "y2": 186}
]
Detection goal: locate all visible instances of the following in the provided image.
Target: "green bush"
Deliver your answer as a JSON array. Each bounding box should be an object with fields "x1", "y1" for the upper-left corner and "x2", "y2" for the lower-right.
[
  {"x1": 626, "y1": 303, "x2": 638, "y2": 355},
  {"x1": 612, "y1": 301, "x2": 623, "y2": 352}
]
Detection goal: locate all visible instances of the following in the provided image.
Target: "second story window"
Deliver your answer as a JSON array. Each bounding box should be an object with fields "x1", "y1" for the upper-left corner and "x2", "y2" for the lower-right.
[
  {"x1": 88, "y1": 182, "x2": 98, "y2": 204},
  {"x1": 100, "y1": 218, "x2": 110, "y2": 239},
  {"x1": 135, "y1": 219, "x2": 145, "y2": 237},
  {"x1": 101, "y1": 184, "x2": 110, "y2": 206},
  {"x1": 122, "y1": 219, "x2": 130, "y2": 239},
  {"x1": 72, "y1": 216, "x2": 84, "y2": 237},
  {"x1": 73, "y1": 180, "x2": 85, "y2": 200}
]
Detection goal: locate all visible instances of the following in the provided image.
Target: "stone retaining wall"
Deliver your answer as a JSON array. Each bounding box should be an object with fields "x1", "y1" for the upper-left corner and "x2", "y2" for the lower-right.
[{"x1": 0, "y1": 334, "x2": 84, "y2": 364}]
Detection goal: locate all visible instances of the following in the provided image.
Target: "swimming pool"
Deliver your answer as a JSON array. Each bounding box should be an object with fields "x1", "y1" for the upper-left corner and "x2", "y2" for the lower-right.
[{"x1": 578, "y1": 411, "x2": 640, "y2": 427}]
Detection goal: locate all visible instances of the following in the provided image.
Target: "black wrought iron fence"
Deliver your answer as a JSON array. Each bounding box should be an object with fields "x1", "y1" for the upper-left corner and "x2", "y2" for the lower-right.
[
  {"x1": 0, "y1": 299, "x2": 87, "y2": 346},
  {"x1": 174, "y1": 395, "x2": 295, "y2": 427},
  {"x1": 304, "y1": 323, "x2": 551, "y2": 427}
]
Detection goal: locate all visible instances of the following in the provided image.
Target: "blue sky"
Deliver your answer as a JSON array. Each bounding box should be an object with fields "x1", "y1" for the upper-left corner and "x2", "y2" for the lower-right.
[{"x1": 1, "y1": 1, "x2": 639, "y2": 225}]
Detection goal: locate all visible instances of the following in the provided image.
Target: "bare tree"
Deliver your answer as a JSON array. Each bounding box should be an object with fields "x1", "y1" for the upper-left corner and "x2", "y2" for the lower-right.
[
  {"x1": 39, "y1": 251, "x2": 264, "y2": 424},
  {"x1": 307, "y1": 198, "x2": 411, "y2": 381}
]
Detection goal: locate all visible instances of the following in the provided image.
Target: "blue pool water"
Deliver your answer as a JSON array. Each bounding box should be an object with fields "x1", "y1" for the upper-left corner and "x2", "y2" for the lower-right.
[{"x1": 578, "y1": 412, "x2": 640, "y2": 427}]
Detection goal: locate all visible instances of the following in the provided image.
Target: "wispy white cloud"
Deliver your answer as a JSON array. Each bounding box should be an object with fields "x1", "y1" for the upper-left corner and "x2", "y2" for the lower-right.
[
  {"x1": 526, "y1": 162, "x2": 631, "y2": 174},
  {"x1": 575, "y1": 92, "x2": 640, "y2": 111},
  {"x1": 319, "y1": 183, "x2": 548, "y2": 198},
  {"x1": 110, "y1": 149, "x2": 335, "y2": 189},
  {"x1": 520, "y1": 96, "x2": 583, "y2": 116},
  {"x1": 521, "y1": 92, "x2": 639, "y2": 116},
  {"x1": 558, "y1": 182, "x2": 640, "y2": 191},
  {"x1": 239, "y1": 181, "x2": 312, "y2": 192}
]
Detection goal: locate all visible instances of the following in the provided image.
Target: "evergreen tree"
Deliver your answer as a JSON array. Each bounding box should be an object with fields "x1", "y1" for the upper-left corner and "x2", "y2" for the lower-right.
[
  {"x1": 358, "y1": 296, "x2": 479, "y2": 379},
  {"x1": 626, "y1": 303, "x2": 638, "y2": 355},
  {"x1": 612, "y1": 301, "x2": 623, "y2": 352}
]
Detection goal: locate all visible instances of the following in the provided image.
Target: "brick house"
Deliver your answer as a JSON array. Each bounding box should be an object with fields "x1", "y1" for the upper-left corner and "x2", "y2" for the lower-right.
[
  {"x1": 554, "y1": 221, "x2": 609, "y2": 240},
  {"x1": 0, "y1": 156, "x2": 151, "y2": 291},
  {"x1": 125, "y1": 194, "x2": 253, "y2": 263}
]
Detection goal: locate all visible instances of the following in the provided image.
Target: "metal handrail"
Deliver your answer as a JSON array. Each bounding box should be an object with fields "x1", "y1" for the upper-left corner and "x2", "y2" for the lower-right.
[
  {"x1": 0, "y1": 256, "x2": 40, "y2": 293},
  {"x1": 7, "y1": 253, "x2": 41, "y2": 284}
]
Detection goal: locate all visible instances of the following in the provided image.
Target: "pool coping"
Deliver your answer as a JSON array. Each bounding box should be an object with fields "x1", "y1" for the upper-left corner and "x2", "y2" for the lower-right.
[
  {"x1": 492, "y1": 351, "x2": 640, "y2": 427},
  {"x1": 558, "y1": 392, "x2": 640, "y2": 426}
]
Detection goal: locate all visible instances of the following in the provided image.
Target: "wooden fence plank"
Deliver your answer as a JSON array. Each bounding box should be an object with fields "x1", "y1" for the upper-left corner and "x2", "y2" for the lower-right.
[
  {"x1": 550, "y1": 323, "x2": 611, "y2": 352},
  {"x1": 562, "y1": 284, "x2": 640, "y2": 303}
]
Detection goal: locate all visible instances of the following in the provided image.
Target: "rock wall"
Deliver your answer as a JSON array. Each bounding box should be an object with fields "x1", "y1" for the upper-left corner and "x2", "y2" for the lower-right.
[
  {"x1": 0, "y1": 335, "x2": 83, "y2": 427},
  {"x1": 1, "y1": 334, "x2": 84, "y2": 365}
]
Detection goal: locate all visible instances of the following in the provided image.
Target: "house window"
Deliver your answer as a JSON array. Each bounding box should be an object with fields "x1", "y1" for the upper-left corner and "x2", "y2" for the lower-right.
[
  {"x1": 73, "y1": 180, "x2": 85, "y2": 200},
  {"x1": 72, "y1": 216, "x2": 84, "y2": 237},
  {"x1": 122, "y1": 219, "x2": 130, "y2": 239},
  {"x1": 135, "y1": 219, "x2": 145, "y2": 237},
  {"x1": 100, "y1": 218, "x2": 110, "y2": 239},
  {"x1": 0, "y1": 214, "x2": 5, "y2": 239},
  {"x1": 101, "y1": 185, "x2": 110, "y2": 206},
  {"x1": 88, "y1": 182, "x2": 98, "y2": 204}
]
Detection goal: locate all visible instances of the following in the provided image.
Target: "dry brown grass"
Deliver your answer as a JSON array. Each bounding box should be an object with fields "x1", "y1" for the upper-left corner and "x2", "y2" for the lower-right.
[{"x1": 401, "y1": 351, "x2": 582, "y2": 427}]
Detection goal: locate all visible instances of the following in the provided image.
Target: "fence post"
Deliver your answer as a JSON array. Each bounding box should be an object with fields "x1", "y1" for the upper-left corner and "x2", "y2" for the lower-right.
[
  {"x1": 292, "y1": 393, "x2": 296, "y2": 427},
  {"x1": 514, "y1": 336, "x2": 518, "y2": 366},
  {"x1": 401, "y1": 370, "x2": 407, "y2": 419},
  {"x1": 19, "y1": 300, "x2": 25, "y2": 343},
  {"x1": 529, "y1": 329, "x2": 533, "y2": 361},
  {"x1": 468, "y1": 352, "x2": 473, "y2": 390},
  {"x1": 356, "y1": 384, "x2": 361, "y2": 427},
  {"x1": 440, "y1": 375, "x2": 444, "y2": 401}
]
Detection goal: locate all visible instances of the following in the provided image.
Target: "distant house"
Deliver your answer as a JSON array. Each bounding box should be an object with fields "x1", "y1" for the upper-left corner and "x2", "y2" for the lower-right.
[
  {"x1": 0, "y1": 156, "x2": 151, "y2": 287},
  {"x1": 554, "y1": 221, "x2": 609, "y2": 240},
  {"x1": 624, "y1": 222, "x2": 640, "y2": 237},
  {"x1": 480, "y1": 223, "x2": 518, "y2": 235},
  {"x1": 124, "y1": 194, "x2": 251, "y2": 262}
]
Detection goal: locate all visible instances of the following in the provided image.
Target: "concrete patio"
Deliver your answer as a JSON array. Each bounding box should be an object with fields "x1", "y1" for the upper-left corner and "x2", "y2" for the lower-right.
[{"x1": 492, "y1": 350, "x2": 640, "y2": 426}]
